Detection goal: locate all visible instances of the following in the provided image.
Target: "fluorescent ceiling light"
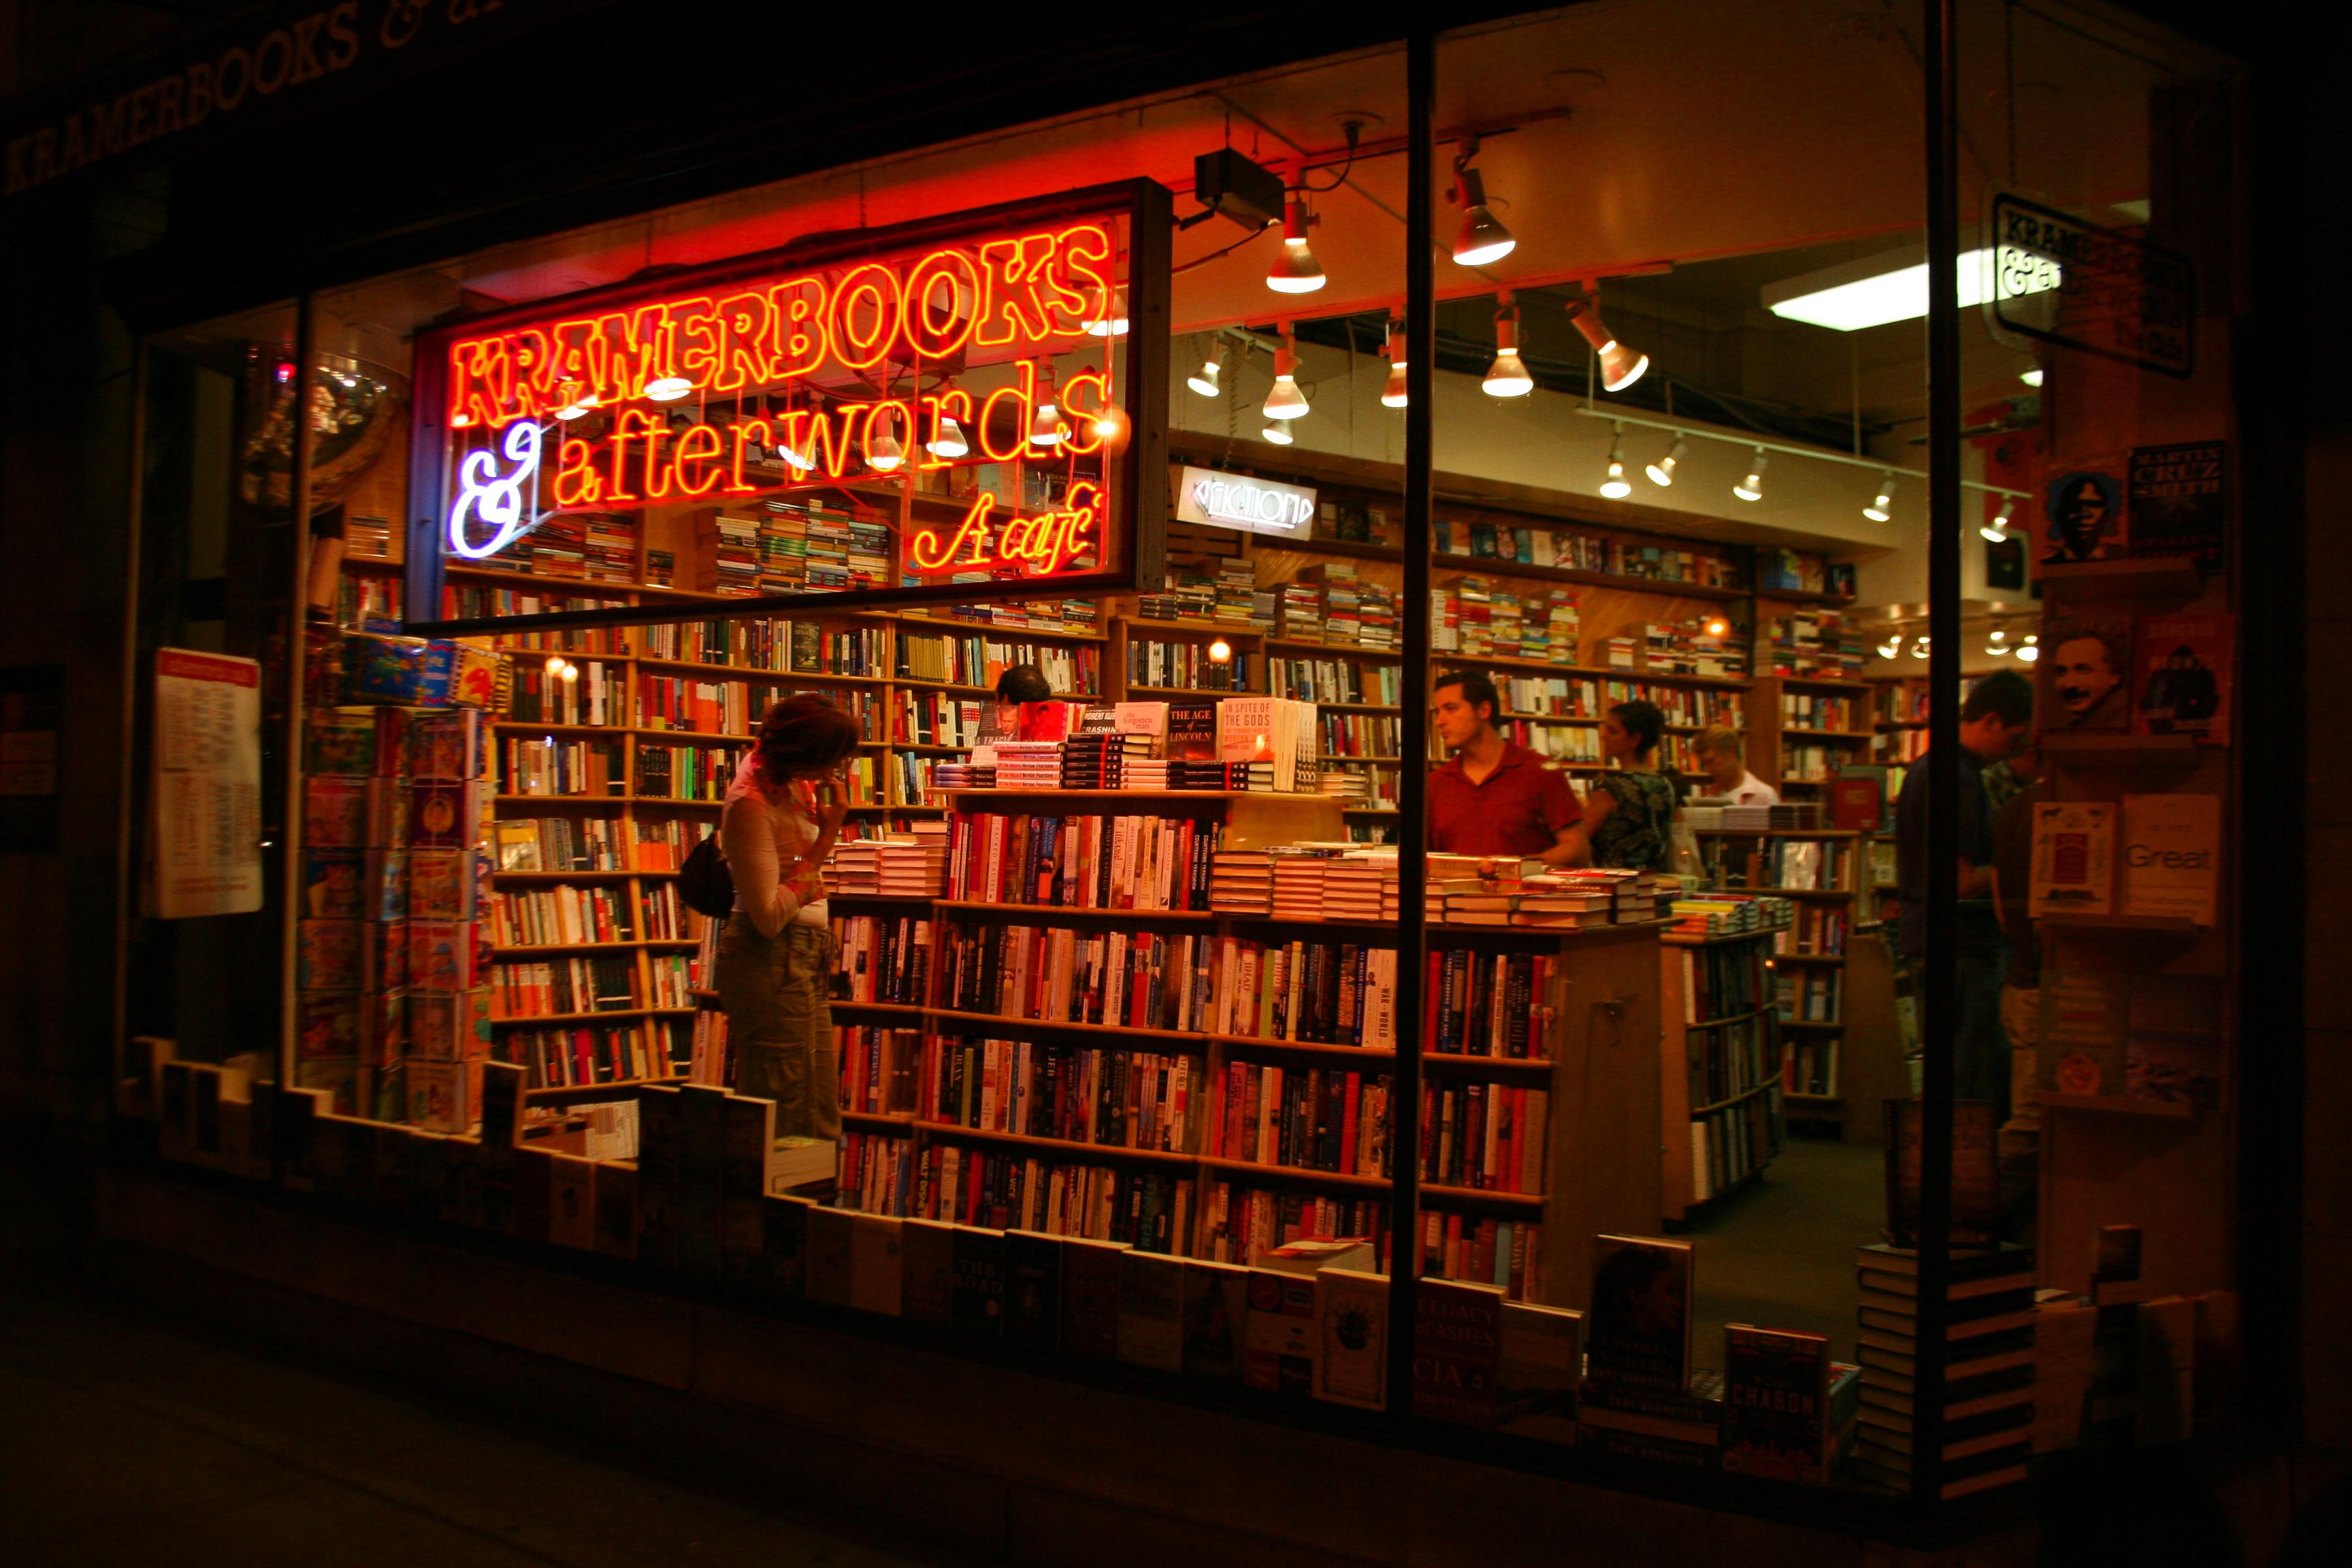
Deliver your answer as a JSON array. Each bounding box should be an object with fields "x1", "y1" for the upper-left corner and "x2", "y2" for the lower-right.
[{"x1": 1762, "y1": 246, "x2": 2061, "y2": 331}]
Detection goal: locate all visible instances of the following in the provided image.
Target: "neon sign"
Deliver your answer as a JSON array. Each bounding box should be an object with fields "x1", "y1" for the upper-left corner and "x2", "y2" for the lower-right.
[
  {"x1": 1172, "y1": 465, "x2": 1315, "y2": 537},
  {"x1": 908, "y1": 483, "x2": 1101, "y2": 578},
  {"x1": 410, "y1": 181, "x2": 1171, "y2": 630},
  {"x1": 447, "y1": 420, "x2": 544, "y2": 559}
]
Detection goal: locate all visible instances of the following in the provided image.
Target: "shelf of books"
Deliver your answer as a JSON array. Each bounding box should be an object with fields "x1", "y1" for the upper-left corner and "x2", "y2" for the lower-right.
[
  {"x1": 684, "y1": 779, "x2": 1672, "y2": 1307},
  {"x1": 1659, "y1": 918, "x2": 1792, "y2": 1220}
]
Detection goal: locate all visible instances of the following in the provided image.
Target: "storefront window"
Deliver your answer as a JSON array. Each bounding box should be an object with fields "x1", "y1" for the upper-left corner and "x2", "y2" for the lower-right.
[{"x1": 119, "y1": 0, "x2": 2247, "y2": 1512}]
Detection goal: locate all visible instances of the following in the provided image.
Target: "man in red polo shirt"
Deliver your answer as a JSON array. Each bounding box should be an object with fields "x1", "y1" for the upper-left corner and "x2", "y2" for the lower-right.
[{"x1": 1427, "y1": 670, "x2": 1583, "y2": 865}]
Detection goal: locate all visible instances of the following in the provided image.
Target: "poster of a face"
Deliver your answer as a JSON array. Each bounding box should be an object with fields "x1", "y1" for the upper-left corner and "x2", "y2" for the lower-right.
[{"x1": 2042, "y1": 471, "x2": 2123, "y2": 564}]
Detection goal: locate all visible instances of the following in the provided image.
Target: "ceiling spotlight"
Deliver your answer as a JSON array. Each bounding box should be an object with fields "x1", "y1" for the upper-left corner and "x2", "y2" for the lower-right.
[
  {"x1": 553, "y1": 385, "x2": 598, "y2": 421},
  {"x1": 868, "y1": 408, "x2": 906, "y2": 472},
  {"x1": 1599, "y1": 423, "x2": 1633, "y2": 498},
  {"x1": 2020, "y1": 365, "x2": 2045, "y2": 389},
  {"x1": 1381, "y1": 316, "x2": 1408, "y2": 408},
  {"x1": 1877, "y1": 635, "x2": 1903, "y2": 659},
  {"x1": 1987, "y1": 625, "x2": 2010, "y2": 657},
  {"x1": 1733, "y1": 448, "x2": 1768, "y2": 502},
  {"x1": 1645, "y1": 434, "x2": 1688, "y2": 487},
  {"x1": 777, "y1": 434, "x2": 815, "y2": 472},
  {"x1": 644, "y1": 374, "x2": 693, "y2": 402},
  {"x1": 1187, "y1": 346, "x2": 1224, "y2": 398},
  {"x1": 1267, "y1": 195, "x2": 1326, "y2": 294},
  {"x1": 1864, "y1": 472, "x2": 1897, "y2": 523},
  {"x1": 1450, "y1": 140, "x2": 1516, "y2": 267},
  {"x1": 1261, "y1": 421, "x2": 1294, "y2": 446},
  {"x1": 1980, "y1": 497, "x2": 2014, "y2": 544},
  {"x1": 927, "y1": 403, "x2": 970, "y2": 460},
  {"x1": 1910, "y1": 636, "x2": 1929, "y2": 659},
  {"x1": 2016, "y1": 633, "x2": 2040, "y2": 664},
  {"x1": 1083, "y1": 286, "x2": 1130, "y2": 337},
  {"x1": 1482, "y1": 295, "x2": 1533, "y2": 398},
  {"x1": 1565, "y1": 294, "x2": 1648, "y2": 391},
  {"x1": 1264, "y1": 336, "x2": 1309, "y2": 420}
]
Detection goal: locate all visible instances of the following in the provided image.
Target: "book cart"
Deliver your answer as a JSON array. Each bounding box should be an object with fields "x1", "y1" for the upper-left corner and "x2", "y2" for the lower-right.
[{"x1": 821, "y1": 786, "x2": 1664, "y2": 1311}]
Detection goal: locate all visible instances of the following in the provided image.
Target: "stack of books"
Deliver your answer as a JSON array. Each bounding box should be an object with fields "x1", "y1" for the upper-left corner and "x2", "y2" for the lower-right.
[
  {"x1": 1278, "y1": 577, "x2": 1325, "y2": 642},
  {"x1": 1270, "y1": 847, "x2": 1350, "y2": 919},
  {"x1": 930, "y1": 760, "x2": 994, "y2": 789},
  {"x1": 530, "y1": 513, "x2": 588, "y2": 578},
  {"x1": 1322, "y1": 854, "x2": 1396, "y2": 920},
  {"x1": 826, "y1": 840, "x2": 883, "y2": 895},
  {"x1": 1850, "y1": 1243, "x2": 2036, "y2": 1499},
  {"x1": 876, "y1": 835, "x2": 945, "y2": 897},
  {"x1": 989, "y1": 741, "x2": 1064, "y2": 789},
  {"x1": 1209, "y1": 850, "x2": 1273, "y2": 915},
  {"x1": 1060, "y1": 732, "x2": 1154, "y2": 789},
  {"x1": 698, "y1": 512, "x2": 763, "y2": 596},
  {"x1": 1769, "y1": 802, "x2": 1824, "y2": 830},
  {"x1": 1512, "y1": 878, "x2": 1617, "y2": 930},
  {"x1": 1666, "y1": 894, "x2": 1795, "y2": 936},
  {"x1": 582, "y1": 514, "x2": 638, "y2": 583},
  {"x1": 1169, "y1": 759, "x2": 1237, "y2": 791},
  {"x1": 1720, "y1": 804, "x2": 1774, "y2": 833}
]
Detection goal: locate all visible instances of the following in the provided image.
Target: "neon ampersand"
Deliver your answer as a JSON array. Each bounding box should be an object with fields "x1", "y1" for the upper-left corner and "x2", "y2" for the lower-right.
[{"x1": 447, "y1": 421, "x2": 544, "y2": 559}]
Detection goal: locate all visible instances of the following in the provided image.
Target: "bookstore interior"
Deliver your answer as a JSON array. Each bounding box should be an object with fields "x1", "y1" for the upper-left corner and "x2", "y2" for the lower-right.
[{"x1": 116, "y1": 3, "x2": 2245, "y2": 1514}]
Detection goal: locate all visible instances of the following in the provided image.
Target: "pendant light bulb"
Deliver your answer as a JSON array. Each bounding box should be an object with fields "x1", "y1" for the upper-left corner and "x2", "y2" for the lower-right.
[
  {"x1": 1733, "y1": 448, "x2": 1769, "y2": 502},
  {"x1": 1266, "y1": 197, "x2": 1326, "y2": 295},
  {"x1": 1864, "y1": 472, "x2": 1897, "y2": 523},
  {"x1": 1599, "y1": 423, "x2": 1633, "y2": 498},
  {"x1": 1381, "y1": 318, "x2": 1408, "y2": 408},
  {"x1": 1980, "y1": 497, "x2": 2014, "y2": 544},
  {"x1": 867, "y1": 408, "x2": 905, "y2": 472},
  {"x1": 1263, "y1": 343, "x2": 1309, "y2": 421},
  {"x1": 1083, "y1": 286, "x2": 1129, "y2": 337},
  {"x1": 1482, "y1": 300, "x2": 1533, "y2": 398},
  {"x1": 1987, "y1": 625, "x2": 2010, "y2": 656},
  {"x1": 1878, "y1": 635, "x2": 1902, "y2": 660},
  {"x1": 1260, "y1": 421, "x2": 1294, "y2": 446},
  {"x1": 1187, "y1": 348, "x2": 1224, "y2": 399},
  {"x1": 927, "y1": 414, "x2": 969, "y2": 461},
  {"x1": 1451, "y1": 163, "x2": 1517, "y2": 268},
  {"x1": 1030, "y1": 401, "x2": 1064, "y2": 447},
  {"x1": 2021, "y1": 365, "x2": 2045, "y2": 388},
  {"x1": 777, "y1": 436, "x2": 815, "y2": 472},
  {"x1": 644, "y1": 374, "x2": 693, "y2": 402},
  {"x1": 554, "y1": 385, "x2": 598, "y2": 421},
  {"x1": 2017, "y1": 634, "x2": 2041, "y2": 664},
  {"x1": 1566, "y1": 295, "x2": 1649, "y2": 392},
  {"x1": 1645, "y1": 434, "x2": 1688, "y2": 487}
]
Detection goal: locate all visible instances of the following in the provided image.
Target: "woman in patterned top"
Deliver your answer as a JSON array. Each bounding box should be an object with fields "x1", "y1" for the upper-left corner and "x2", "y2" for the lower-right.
[{"x1": 1573, "y1": 700, "x2": 1678, "y2": 871}]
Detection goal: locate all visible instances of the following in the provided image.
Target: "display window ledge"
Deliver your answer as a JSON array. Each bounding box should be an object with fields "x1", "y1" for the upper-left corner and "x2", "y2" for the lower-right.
[{"x1": 93, "y1": 1158, "x2": 2051, "y2": 1558}]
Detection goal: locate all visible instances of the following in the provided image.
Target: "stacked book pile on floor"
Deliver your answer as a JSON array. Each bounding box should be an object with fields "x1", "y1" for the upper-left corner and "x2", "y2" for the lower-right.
[{"x1": 1852, "y1": 1243, "x2": 2036, "y2": 1498}]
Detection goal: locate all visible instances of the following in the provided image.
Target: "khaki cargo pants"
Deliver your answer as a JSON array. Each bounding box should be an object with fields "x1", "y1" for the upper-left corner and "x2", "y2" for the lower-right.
[{"x1": 714, "y1": 918, "x2": 838, "y2": 1141}]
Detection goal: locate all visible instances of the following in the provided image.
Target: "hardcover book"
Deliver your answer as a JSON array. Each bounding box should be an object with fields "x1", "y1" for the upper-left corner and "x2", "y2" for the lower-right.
[
  {"x1": 760, "y1": 1194, "x2": 812, "y2": 1299},
  {"x1": 1115, "y1": 1250, "x2": 1185, "y2": 1372},
  {"x1": 2133, "y1": 614, "x2": 2232, "y2": 743},
  {"x1": 802, "y1": 1205, "x2": 855, "y2": 1307},
  {"x1": 2040, "y1": 969, "x2": 2132, "y2": 1098},
  {"x1": 2118, "y1": 794, "x2": 2219, "y2": 925},
  {"x1": 1003, "y1": 1230, "x2": 1063, "y2": 1350},
  {"x1": 2125, "y1": 975, "x2": 2224, "y2": 1109},
  {"x1": 2126, "y1": 440, "x2": 2226, "y2": 575},
  {"x1": 1058, "y1": 1236, "x2": 1127, "y2": 1358},
  {"x1": 898, "y1": 1218, "x2": 956, "y2": 1324},
  {"x1": 1242, "y1": 1268, "x2": 1319, "y2": 1394},
  {"x1": 1314, "y1": 1267, "x2": 1388, "y2": 1411},
  {"x1": 1584, "y1": 1236, "x2": 1695, "y2": 1395},
  {"x1": 2028, "y1": 802, "x2": 2114, "y2": 917},
  {"x1": 951, "y1": 1226, "x2": 1007, "y2": 1340},
  {"x1": 847, "y1": 1211, "x2": 904, "y2": 1316},
  {"x1": 1498, "y1": 1301, "x2": 1583, "y2": 1440},
  {"x1": 1720, "y1": 1324, "x2": 1833, "y2": 1482},
  {"x1": 1411, "y1": 1277, "x2": 1505, "y2": 1426},
  {"x1": 2039, "y1": 614, "x2": 2134, "y2": 733},
  {"x1": 1181, "y1": 1259, "x2": 1249, "y2": 1383}
]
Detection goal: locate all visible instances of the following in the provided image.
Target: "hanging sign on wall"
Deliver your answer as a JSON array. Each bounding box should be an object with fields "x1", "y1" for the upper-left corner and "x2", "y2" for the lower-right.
[{"x1": 148, "y1": 649, "x2": 263, "y2": 919}]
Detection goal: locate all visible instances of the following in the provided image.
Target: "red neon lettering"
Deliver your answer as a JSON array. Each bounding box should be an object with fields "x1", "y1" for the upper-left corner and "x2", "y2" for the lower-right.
[
  {"x1": 767, "y1": 276, "x2": 828, "y2": 376},
  {"x1": 448, "y1": 338, "x2": 510, "y2": 429},
  {"x1": 777, "y1": 406, "x2": 855, "y2": 478},
  {"x1": 593, "y1": 306, "x2": 668, "y2": 406},
  {"x1": 829, "y1": 263, "x2": 902, "y2": 372},
  {"x1": 1059, "y1": 368, "x2": 1110, "y2": 457},
  {"x1": 728, "y1": 417, "x2": 772, "y2": 492},
  {"x1": 863, "y1": 399, "x2": 913, "y2": 470},
  {"x1": 712, "y1": 290, "x2": 774, "y2": 391},
  {"x1": 975, "y1": 232, "x2": 1058, "y2": 347},
  {"x1": 671, "y1": 423, "x2": 723, "y2": 497},
  {"x1": 668, "y1": 297, "x2": 718, "y2": 391},
  {"x1": 606, "y1": 408, "x2": 659, "y2": 502},
  {"x1": 1045, "y1": 223, "x2": 1115, "y2": 333},
  {"x1": 509, "y1": 327, "x2": 554, "y2": 412},
  {"x1": 910, "y1": 493, "x2": 998, "y2": 572},
  {"x1": 903, "y1": 248, "x2": 981, "y2": 359},
  {"x1": 640, "y1": 416, "x2": 677, "y2": 499},
  {"x1": 546, "y1": 320, "x2": 604, "y2": 410},
  {"x1": 918, "y1": 389, "x2": 973, "y2": 471},
  {"x1": 977, "y1": 361, "x2": 1036, "y2": 463},
  {"x1": 553, "y1": 437, "x2": 601, "y2": 507}
]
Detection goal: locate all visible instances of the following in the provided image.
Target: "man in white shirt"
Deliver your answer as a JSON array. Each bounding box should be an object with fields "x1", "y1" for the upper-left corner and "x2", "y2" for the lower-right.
[{"x1": 1695, "y1": 725, "x2": 1779, "y2": 805}]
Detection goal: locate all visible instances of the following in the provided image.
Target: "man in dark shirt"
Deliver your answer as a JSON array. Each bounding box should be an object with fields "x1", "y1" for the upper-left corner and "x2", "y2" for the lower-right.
[
  {"x1": 1427, "y1": 670, "x2": 1582, "y2": 865},
  {"x1": 1894, "y1": 670, "x2": 2034, "y2": 1114}
]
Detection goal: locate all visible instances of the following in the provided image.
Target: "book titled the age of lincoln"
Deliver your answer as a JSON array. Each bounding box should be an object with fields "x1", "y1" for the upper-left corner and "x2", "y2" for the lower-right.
[{"x1": 2127, "y1": 441, "x2": 2227, "y2": 575}]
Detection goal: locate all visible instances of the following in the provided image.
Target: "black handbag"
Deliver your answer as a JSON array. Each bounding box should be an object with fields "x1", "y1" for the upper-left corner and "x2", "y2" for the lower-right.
[{"x1": 679, "y1": 831, "x2": 735, "y2": 918}]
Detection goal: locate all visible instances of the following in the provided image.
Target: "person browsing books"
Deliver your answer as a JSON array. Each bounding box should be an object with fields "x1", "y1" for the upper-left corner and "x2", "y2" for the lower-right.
[
  {"x1": 1426, "y1": 670, "x2": 1583, "y2": 866},
  {"x1": 1893, "y1": 668, "x2": 2034, "y2": 1117},
  {"x1": 716, "y1": 694, "x2": 858, "y2": 1141},
  {"x1": 1694, "y1": 725, "x2": 1778, "y2": 806},
  {"x1": 1572, "y1": 700, "x2": 1678, "y2": 871}
]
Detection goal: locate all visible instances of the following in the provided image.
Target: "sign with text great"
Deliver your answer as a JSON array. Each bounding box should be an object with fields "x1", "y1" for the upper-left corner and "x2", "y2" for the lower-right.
[{"x1": 407, "y1": 181, "x2": 1169, "y2": 632}]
